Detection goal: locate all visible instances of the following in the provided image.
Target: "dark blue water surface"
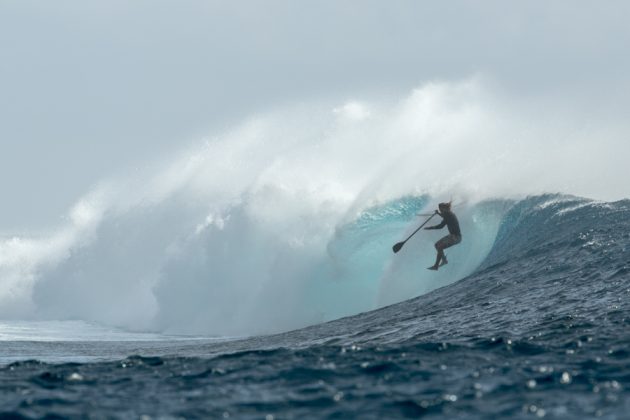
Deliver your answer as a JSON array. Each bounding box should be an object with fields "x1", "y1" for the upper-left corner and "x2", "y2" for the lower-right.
[{"x1": 1, "y1": 195, "x2": 629, "y2": 419}]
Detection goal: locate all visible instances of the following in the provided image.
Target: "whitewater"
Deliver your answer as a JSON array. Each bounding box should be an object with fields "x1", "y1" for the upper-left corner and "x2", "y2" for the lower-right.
[{"x1": 1, "y1": 81, "x2": 629, "y2": 418}]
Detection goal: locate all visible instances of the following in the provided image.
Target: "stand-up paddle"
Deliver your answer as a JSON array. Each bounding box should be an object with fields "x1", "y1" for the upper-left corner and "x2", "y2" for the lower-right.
[{"x1": 392, "y1": 212, "x2": 437, "y2": 253}]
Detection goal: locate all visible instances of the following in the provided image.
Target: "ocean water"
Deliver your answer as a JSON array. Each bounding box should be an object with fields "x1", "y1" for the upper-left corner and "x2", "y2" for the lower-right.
[{"x1": 1, "y1": 194, "x2": 629, "y2": 419}]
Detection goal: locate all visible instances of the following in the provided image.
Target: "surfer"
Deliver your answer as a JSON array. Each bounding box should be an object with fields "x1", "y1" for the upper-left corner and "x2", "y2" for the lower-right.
[{"x1": 424, "y1": 202, "x2": 461, "y2": 270}]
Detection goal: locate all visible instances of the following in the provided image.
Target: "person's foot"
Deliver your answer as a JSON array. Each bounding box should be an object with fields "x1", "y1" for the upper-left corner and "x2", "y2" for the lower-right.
[{"x1": 427, "y1": 265, "x2": 439, "y2": 271}]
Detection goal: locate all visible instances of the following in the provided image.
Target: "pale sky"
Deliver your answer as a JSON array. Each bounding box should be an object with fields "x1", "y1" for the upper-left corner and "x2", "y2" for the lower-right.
[{"x1": 2, "y1": 0, "x2": 630, "y2": 231}]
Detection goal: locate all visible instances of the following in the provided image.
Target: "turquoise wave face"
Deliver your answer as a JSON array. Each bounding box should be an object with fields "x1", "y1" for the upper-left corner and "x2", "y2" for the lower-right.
[{"x1": 320, "y1": 196, "x2": 512, "y2": 314}]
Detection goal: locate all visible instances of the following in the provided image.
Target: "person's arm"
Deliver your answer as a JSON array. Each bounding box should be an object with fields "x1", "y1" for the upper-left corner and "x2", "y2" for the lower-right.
[{"x1": 425, "y1": 219, "x2": 446, "y2": 230}]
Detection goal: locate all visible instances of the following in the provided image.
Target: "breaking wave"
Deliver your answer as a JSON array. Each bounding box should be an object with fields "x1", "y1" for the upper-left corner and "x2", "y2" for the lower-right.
[{"x1": 0, "y1": 79, "x2": 627, "y2": 336}]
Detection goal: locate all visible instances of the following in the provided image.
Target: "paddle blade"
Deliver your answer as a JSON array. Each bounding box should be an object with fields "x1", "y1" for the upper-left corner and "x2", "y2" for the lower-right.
[{"x1": 392, "y1": 242, "x2": 404, "y2": 253}]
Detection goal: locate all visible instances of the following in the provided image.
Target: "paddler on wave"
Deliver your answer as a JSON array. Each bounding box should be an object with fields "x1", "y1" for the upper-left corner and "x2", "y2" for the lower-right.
[{"x1": 424, "y1": 202, "x2": 462, "y2": 270}]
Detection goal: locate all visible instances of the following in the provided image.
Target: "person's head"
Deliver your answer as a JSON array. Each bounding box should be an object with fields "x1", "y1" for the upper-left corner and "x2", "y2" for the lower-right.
[{"x1": 438, "y1": 202, "x2": 452, "y2": 212}]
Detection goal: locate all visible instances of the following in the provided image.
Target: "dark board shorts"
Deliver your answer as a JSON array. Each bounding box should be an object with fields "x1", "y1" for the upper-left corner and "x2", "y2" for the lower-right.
[{"x1": 436, "y1": 234, "x2": 462, "y2": 250}]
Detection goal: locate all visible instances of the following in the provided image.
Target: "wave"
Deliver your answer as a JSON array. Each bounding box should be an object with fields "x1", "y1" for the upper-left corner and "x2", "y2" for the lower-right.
[
  {"x1": 5, "y1": 193, "x2": 625, "y2": 359},
  {"x1": 7, "y1": 192, "x2": 622, "y2": 338},
  {"x1": 19, "y1": 194, "x2": 506, "y2": 336},
  {"x1": 0, "y1": 80, "x2": 628, "y2": 337}
]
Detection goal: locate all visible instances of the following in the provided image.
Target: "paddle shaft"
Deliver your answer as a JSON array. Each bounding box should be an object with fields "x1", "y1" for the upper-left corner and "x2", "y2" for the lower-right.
[
  {"x1": 402, "y1": 211, "x2": 437, "y2": 242},
  {"x1": 392, "y1": 212, "x2": 437, "y2": 253}
]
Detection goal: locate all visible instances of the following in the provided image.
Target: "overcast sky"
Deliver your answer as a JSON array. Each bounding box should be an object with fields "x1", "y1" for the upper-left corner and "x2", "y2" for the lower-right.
[{"x1": 1, "y1": 1, "x2": 629, "y2": 231}]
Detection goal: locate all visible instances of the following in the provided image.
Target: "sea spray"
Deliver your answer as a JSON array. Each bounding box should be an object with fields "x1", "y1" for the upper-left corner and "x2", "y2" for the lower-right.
[{"x1": 0, "y1": 79, "x2": 628, "y2": 335}]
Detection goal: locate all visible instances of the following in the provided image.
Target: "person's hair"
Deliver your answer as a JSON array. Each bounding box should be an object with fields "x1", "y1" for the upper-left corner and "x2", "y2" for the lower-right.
[{"x1": 439, "y1": 202, "x2": 451, "y2": 210}]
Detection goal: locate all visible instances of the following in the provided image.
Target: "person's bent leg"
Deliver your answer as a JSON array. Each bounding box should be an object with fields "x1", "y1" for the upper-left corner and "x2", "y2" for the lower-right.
[
  {"x1": 429, "y1": 242, "x2": 444, "y2": 270},
  {"x1": 436, "y1": 247, "x2": 444, "y2": 266},
  {"x1": 431, "y1": 235, "x2": 457, "y2": 270}
]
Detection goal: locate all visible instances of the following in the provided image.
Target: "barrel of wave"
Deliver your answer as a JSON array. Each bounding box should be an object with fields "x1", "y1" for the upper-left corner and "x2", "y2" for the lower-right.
[{"x1": 325, "y1": 197, "x2": 512, "y2": 311}]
